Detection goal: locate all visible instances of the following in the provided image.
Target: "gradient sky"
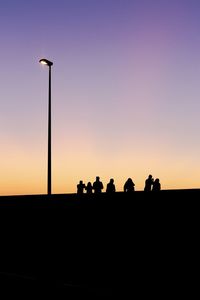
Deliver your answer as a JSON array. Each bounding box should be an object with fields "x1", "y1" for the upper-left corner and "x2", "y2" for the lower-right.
[{"x1": 1, "y1": 0, "x2": 200, "y2": 195}]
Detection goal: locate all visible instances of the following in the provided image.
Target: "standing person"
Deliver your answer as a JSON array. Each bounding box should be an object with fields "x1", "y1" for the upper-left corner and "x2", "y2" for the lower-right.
[
  {"x1": 144, "y1": 175, "x2": 154, "y2": 192},
  {"x1": 106, "y1": 178, "x2": 116, "y2": 193},
  {"x1": 93, "y1": 176, "x2": 104, "y2": 194},
  {"x1": 77, "y1": 180, "x2": 86, "y2": 194},
  {"x1": 85, "y1": 182, "x2": 93, "y2": 194},
  {"x1": 152, "y1": 178, "x2": 161, "y2": 191},
  {"x1": 124, "y1": 178, "x2": 135, "y2": 192}
]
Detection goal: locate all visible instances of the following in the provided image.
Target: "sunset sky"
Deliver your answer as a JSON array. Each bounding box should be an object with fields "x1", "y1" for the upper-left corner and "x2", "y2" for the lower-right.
[{"x1": 1, "y1": 0, "x2": 200, "y2": 195}]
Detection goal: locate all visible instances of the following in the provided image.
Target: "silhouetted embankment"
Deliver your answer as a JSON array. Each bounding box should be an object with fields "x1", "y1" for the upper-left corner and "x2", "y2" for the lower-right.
[{"x1": 0, "y1": 189, "x2": 200, "y2": 298}]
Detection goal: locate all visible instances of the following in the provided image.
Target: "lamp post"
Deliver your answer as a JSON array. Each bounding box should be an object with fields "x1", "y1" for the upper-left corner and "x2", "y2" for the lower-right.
[{"x1": 39, "y1": 58, "x2": 53, "y2": 195}]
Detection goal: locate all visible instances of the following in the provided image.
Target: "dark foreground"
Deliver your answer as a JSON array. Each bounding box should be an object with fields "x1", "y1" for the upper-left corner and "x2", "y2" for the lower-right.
[{"x1": 0, "y1": 190, "x2": 200, "y2": 298}]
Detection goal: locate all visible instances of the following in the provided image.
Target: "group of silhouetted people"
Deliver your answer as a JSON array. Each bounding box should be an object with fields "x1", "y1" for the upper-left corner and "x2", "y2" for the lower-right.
[
  {"x1": 77, "y1": 176, "x2": 104, "y2": 194},
  {"x1": 144, "y1": 175, "x2": 161, "y2": 192},
  {"x1": 77, "y1": 177, "x2": 116, "y2": 194},
  {"x1": 77, "y1": 175, "x2": 161, "y2": 194}
]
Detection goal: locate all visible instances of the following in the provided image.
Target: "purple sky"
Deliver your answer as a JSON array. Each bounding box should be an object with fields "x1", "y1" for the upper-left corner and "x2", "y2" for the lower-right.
[{"x1": 1, "y1": 0, "x2": 200, "y2": 195}]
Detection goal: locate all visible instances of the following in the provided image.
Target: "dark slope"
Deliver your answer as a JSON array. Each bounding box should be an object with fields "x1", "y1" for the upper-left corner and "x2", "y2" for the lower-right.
[{"x1": 0, "y1": 190, "x2": 199, "y2": 298}]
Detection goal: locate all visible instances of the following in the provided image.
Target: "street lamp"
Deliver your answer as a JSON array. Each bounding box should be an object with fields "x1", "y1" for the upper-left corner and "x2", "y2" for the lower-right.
[{"x1": 39, "y1": 58, "x2": 53, "y2": 195}]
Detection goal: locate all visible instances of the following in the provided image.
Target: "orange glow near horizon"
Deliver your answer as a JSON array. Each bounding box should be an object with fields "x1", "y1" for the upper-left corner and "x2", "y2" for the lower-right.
[{"x1": 1, "y1": 133, "x2": 200, "y2": 196}]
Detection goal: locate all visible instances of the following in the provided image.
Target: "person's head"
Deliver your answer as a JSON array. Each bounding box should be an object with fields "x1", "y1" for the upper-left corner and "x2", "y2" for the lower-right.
[
  {"x1": 148, "y1": 175, "x2": 152, "y2": 178},
  {"x1": 96, "y1": 176, "x2": 100, "y2": 181},
  {"x1": 110, "y1": 178, "x2": 114, "y2": 183}
]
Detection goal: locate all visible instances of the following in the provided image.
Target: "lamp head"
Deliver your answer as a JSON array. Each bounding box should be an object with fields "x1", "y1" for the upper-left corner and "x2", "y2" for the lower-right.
[{"x1": 39, "y1": 58, "x2": 53, "y2": 67}]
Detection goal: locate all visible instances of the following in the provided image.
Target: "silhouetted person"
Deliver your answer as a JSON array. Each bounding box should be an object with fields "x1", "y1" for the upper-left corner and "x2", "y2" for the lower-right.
[
  {"x1": 152, "y1": 178, "x2": 161, "y2": 191},
  {"x1": 77, "y1": 180, "x2": 85, "y2": 194},
  {"x1": 144, "y1": 174, "x2": 154, "y2": 192},
  {"x1": 93, "y1": 176, "x2": 104, "y2": 194},
  {"x1": 124, "y1": 178, "x2": 135, "y2": 192},
  {"x1": 85, "y1": 182, "x2": 93, "y2": 194},
  {"x1": 106, "y1": 178, "x2": 116, "y2": 193}
]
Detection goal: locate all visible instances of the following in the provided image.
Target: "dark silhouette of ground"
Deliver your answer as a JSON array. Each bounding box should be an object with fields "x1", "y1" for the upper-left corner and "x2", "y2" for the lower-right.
[{"x1": 0, "y1": 190, "x2": 199, "y2": 298}]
